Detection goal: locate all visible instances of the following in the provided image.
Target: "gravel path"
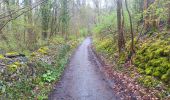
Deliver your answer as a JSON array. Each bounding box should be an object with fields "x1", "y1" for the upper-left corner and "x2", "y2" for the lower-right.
[{"x1": 48, "y1": 37, "x2": 117, "y2": 100}]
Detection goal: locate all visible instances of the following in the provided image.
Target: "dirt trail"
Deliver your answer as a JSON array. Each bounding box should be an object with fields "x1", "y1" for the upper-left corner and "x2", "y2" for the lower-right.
[{"x1": 48, "y1": 37, "x2": 117, "y2": 100}]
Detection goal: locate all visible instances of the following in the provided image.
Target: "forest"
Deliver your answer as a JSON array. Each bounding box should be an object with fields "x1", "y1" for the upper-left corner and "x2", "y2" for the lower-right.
[{"x1": 0, "y1": 0, "x2": 170, "y2": 100}]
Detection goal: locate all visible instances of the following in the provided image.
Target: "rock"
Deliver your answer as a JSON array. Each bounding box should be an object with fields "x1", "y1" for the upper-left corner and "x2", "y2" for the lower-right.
[
  {"x1": 5, "y1": 53, "x2": 25, "y2": 58},
  {"x1": 0, "y1": 63, "x2": 5, "y2": 66}
]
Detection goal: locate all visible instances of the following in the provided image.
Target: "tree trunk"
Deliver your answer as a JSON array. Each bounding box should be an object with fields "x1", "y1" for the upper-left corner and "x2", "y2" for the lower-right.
[
  {"x1": 41, "y1": 0, "x2": 51, "y2": 40},
  {"x1": 168, "y1": 14, "x2": 170, "y2": 29},
  {"x1": 144, "y1": 0, "x2": 158, "y2": 32},
  {"x1": 27, "y1": 0, "x2": 36, "y2": 50},
  {"x1": 167, "y1": 2, "x2": 170, "y2": 29},
  {"x1": 117, "y1": 0, "x2": 125, "y2": 54},
  {"x1": 125, "y1": 0, "x2": 135, "y2": 54},
  {"x1": 143, "y1": 0, "x2": 150, "y2": 32},
  {"x1": 42, "y1": 32, "x2": 48, "y2": 40}
]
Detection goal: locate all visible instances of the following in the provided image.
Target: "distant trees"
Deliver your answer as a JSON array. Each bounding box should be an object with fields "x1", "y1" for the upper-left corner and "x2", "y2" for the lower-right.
[
  {"x1": 143, "y1": 0, "x2": 162, "y2": 32},
  {"x1": 50, "y1": 0, "x2": 59, "y2": 37},
  {"x1": 1, "y1": 0, "x2": 169, "y2": 54},
  {"x1": 0, "y1": 0, "x2": 94, "y2": 51},
  {"x1": 92, "y1": 0, "x2": 100, "y2": 22},
  {"x1": 115, "y1": 0, "x2": 170, "y2": 56}
]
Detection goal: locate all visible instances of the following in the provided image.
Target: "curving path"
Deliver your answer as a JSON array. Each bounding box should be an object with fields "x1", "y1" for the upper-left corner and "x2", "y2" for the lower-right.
[{"x1": 48, "y1": 37, "x2": 117, "y2": 100}]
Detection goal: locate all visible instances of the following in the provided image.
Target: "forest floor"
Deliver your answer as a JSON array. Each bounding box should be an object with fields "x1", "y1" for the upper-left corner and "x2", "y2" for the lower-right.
[{"x1": 48, "y1": 37, "x2": 118, "y2": 100}]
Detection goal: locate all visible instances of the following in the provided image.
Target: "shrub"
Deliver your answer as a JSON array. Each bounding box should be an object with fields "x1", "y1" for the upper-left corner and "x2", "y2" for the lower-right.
[{"x1": 94, "y1": 36, "x2": 116, "y2": 61}]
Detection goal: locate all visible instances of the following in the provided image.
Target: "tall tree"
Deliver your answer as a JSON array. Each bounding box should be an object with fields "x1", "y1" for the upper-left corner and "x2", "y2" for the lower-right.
[
  {"x1": 117, "y1": 0, "x2": 125, "y2": 54},
  {"x1": 167, "y1": 1, "x2": 170, "y2": 29},
  {"x1": 26, "y1": 0, "x2": 36, "y2": 50},
  {"x1": 40, "y1": 0, "x2": 51, "y2": 40},
  {"x1": 143, "y1": 0, "x2": 157, "y2": 32},
  {"x1": 50, "y1": 0, "x2": 59, "y2": 37},
  {"x1": 143, "y1": 0, "x2": 149, "y2": 31},
  {"x1": 125, "y1": 0, "x2": 135, "y2": 54},
  {"x1": 92, "y1": 0, "x2": 100, "y2": 23},
  {"x1": 60, "y1": 0, "x2": 70, "y2": 40}
]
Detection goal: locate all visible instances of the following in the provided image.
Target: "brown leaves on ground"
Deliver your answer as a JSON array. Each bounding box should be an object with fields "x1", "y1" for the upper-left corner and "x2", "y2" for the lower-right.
[{"x1": 97, "y1": 56, "x2": 169, "y2": 100}]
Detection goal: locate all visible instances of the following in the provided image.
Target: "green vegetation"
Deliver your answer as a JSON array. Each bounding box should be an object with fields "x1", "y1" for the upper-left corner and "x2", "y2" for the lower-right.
[
  {"x1": 0, "y1": 0, "x2": 89, "y2": 99},
  {"x1": 0, "y1": 35, "x2": 81, "y2": 99},
  {"x1": 94, "y1": 35, "x2": 116, "y2": 61},
  {"x1": 135, "y1": 35, "x2": 170, "y2": 83},
  {"x1": 0, "y1": 0, "x2": 170, "y2": 99},
  {"x1": 137, "y1": 75, "x2": 160, "y2": 88},
  {"x1": 92, "y1": 0, "x2": 170, "y2": 99},
  {"x1": 0, "y1": 55, "x2": 4, "y2": 59}
]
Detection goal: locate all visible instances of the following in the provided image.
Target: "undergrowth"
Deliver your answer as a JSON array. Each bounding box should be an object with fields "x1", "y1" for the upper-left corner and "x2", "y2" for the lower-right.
[
  {"x1": 93, "y1": 31, "x2": 170, "y2": 98},
  {"x1": 0, "y1": 35, "x2": 81, "y2": 99}
]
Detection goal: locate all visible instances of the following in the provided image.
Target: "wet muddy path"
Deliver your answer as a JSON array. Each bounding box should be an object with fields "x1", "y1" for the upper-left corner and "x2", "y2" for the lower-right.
[{"x1": 49, "y1": 38, "x2": 117, "y2": 100}]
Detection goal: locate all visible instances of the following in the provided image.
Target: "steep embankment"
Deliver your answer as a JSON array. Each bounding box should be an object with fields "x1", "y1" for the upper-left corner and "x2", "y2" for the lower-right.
[{"x1": 92, "y1": 32, "x2": 170, "y2": 100}]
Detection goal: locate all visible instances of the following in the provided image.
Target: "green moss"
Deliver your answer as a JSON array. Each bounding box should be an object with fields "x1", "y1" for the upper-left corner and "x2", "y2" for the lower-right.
[
  {"x1": 6, "y1": 52, "x2": 19, "y2": 56},
  {"x1": 145, "y1": 67, "x2": 153, "y2": 75},
  {"x1": 7, "y1": 64, "x2": 18, "y2": 73},
  {"x1": 149, "y1": 58, "x2": 164, "y2": 67},
  {"x1": 154, "y1": 48, "x2": 164, "y2": 56},
  {"x1": 163, "y1": 48, "x2": 170, "y2": 56},
  {"x1": 160, "y1": 63, "x2": 170, "y2": 70},
  {"x1": 157, "y1": 67, "x2": 167, "y2": 74},
  {"x1": 138, "y1": 75, "x2": 160, "y2": 88},
  {"x1": 137, "y1": 68, "x2": 145, "y2": 74},
  {"x1": 161, "y1": 74, "x2": 169, "y2": 82},
  {"x1": 135, "y1": 37, "x2": 170, "y2": 84},
  {"x1": 31, "y1": 52, "x2": 36, "y2": 57},
  {"x1": 143, "y1": 76, "x2": 153, "y2": 87},
  {"x1": 0, "y1": 54, "x2": 4, "y2": 59},
  {"x1": 7, "y1": 62, "x2": 22, "y2": 73},
  {"x1": 118, "y1": 52, "x2": 126, "y2": 64},
  {"x1": 37, "y1": 47, "x2": 49, "y2": 55},
  {"x1": 152, "y1": 71, "x2": 161, "y2": 77},
  {"x1": 14, "y1": 62, "x2": 22, "y2": 67}
]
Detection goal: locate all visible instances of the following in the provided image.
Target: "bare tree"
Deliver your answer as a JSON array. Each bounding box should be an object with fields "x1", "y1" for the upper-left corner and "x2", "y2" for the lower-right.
[
  {"x1": 117, "y1": 0, "x2": 125, "y2": 54},
  {"x1": 92, "y1": 0, "x2": 100, "y2": 23},
  {"x1": 167, "y1": 1, "x2": 170, "y2": 29},
  {"x1": 125, "y1": 0, "x2": 135, "y2": 54},
  {"x1": 27, "y1": 0, "x2": 36, "y2": 50}
]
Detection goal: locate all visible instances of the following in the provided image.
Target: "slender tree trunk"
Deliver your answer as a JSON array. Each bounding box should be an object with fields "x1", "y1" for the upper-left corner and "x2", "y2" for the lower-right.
[
  {"x1": 167, "y1": 2, "x2": 170, "y2": 29},
  {"x1": 60, "y1": 0, "x2": 69, "y2": 40},
  {"x1": 125, "y1": 0, "x2": 135, "y2": 54},
  {"x1": 144, "y1": 0, "x2": 157, "y2": 32},
  {"x1": 168, "y1": 15, "x2": 170, "y2": 29},
  {"x1": 117, "y1": 0, "x2": 125, "y2": 54},
  {"x1": 27, "y1": 0, "x2": 36, "y2": 50},
  {"x1": 143, "y1": 0, "x2": 149, "y2": 31}
]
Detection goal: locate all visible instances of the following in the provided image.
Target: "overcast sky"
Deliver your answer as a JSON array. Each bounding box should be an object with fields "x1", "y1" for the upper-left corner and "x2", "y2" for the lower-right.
[
  {"x1": 86, "y1": 0, "x2": 107, "y2": 8},
  {"x1": 18, "y1": 0, "x2": 111, "y2": 9}
]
